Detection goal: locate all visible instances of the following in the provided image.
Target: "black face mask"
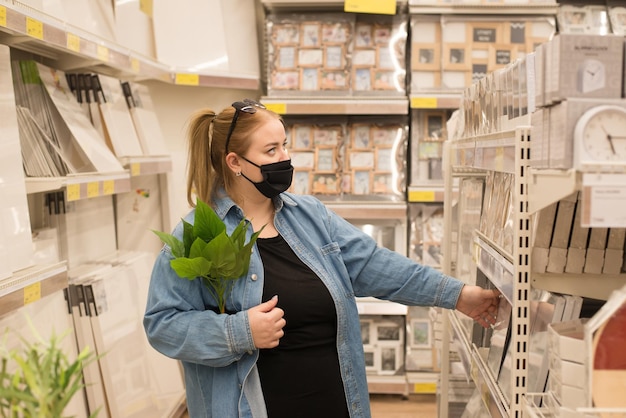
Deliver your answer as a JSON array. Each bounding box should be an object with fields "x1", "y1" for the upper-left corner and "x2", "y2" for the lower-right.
[{"x1": 240, "y1": 156, "x2": 294, "y2": 198}]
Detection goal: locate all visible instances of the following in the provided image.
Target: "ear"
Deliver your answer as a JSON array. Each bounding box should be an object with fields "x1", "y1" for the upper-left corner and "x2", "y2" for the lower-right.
[{"x1": 225, "y1": 152, "x2": 242, "y2": 174}]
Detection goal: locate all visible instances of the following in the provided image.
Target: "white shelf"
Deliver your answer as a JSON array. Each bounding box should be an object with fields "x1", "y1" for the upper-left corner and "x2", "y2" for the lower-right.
[
  {"x1": 408, "y1": 2, "x2": 558, "y2": 15},
  {"x1": 527, "y1": 168, "x2": 580, "y2": 214},
  {"x1": 118, "y1": 155, "x2": 173, "y2": 176},
  {"x1": 260, "y1": 96, "x2": 409, "y2": 115},
  {"x1": 357, "y1": 297, "x2": 408, "y2": 315},
  {"x1": 25, "y1": 171, "x2": 131, "y2": 199},
  {"x1": 407, "y1": 185, "x2": 445, "y2": 203},
  {"x1": 366, "y1": 374, "x2": 409, "y2": 396},
  {"x1": 474, "y1": 233, "x2": 515, "y2": 304},
  {"x1": 532, "y1": 272, "x2": 626, "y2": 301},
  {"x1": 326, "y1": 201, "x2": 407, "y2": 220},
  {"x1": 410, "y1": 93, "x2": 461, "y2": 109}
]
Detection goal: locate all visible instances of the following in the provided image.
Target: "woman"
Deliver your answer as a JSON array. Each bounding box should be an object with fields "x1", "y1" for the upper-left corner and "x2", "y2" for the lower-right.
[{"x1": 143, "y1": 99, "x2": 499, "y2": 418}]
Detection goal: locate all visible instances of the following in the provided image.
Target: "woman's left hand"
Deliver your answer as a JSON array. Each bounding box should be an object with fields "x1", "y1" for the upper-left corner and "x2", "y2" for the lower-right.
[{"x1": 455, "y1": 285, "x2": 500, "y2": 328}]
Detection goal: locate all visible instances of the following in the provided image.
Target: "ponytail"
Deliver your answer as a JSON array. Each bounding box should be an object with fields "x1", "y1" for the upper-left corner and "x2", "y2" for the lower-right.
[{"x1": 186, "y1": 109, "x2": 217, "y2": 207}]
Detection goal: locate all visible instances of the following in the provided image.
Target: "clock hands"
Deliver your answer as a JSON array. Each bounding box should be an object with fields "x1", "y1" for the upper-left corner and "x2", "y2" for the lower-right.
[{"x1": 601, "y1": 126, "x2": 617, "y2": 155}]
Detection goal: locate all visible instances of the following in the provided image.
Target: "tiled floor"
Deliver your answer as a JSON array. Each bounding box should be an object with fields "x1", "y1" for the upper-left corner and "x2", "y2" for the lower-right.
[{"x1": 180, "y1": 394, "x2": 437, "y2": 417}]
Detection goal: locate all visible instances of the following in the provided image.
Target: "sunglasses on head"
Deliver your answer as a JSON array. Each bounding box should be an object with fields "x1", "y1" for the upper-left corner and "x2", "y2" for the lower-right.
[{"x1": 224, "y1": 98, "x2": 266, "y2": 153}]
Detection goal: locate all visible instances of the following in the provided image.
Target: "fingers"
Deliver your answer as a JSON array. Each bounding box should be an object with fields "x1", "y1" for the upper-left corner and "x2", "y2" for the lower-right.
[
  {"x1": 253, "y1": 294, "x2": 279, "y2": 313},
  {"x1": 249, "y1": 296, "x2": 286, "y2": 349}
]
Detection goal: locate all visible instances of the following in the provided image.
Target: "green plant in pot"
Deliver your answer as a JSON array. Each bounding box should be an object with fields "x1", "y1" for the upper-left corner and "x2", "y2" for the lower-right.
[
  {"x1": 153, "y1": 198, "x2": 263, "y2": 314},
  {"x1": 0, "y1": 327, "x2": 99, "y2": 418}
]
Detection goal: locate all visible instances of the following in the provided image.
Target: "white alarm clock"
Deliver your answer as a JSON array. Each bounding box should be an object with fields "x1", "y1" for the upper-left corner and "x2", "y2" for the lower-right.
[{"x1": 573, "y1": 104, "x2": 626, "y2": 171}]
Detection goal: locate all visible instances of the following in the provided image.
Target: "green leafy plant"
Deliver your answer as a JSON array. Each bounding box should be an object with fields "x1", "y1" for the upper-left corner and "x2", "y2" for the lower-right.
[
  {"x1": 153, "y1": 198, "x2": 263, "y2": 314},
  {"x1": 0, "y1": 327, "x2": 99, "y2": 418}
]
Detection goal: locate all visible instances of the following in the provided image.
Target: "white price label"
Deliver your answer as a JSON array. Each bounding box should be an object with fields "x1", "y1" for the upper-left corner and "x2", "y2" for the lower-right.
[{"x1": 581, "y1": 173, "x2": 626, "y2": 227}]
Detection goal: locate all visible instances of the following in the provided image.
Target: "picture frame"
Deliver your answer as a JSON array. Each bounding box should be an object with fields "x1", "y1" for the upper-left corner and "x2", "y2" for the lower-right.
[
  {"x1": 301, "y1": 22, "x2": 321, "y2": 47},
  {"x1": 290, "y1": 151, "x2": 315, "y2": 169},
  {"x1": 379, "y1": 346, "x2": 400, "y2": 374},
  {"x1": 360, "y1": 320, "x2": 373, "y2": 345},
  {"x1": 323, "y1": 45, "x2": 344, "y2": 69},
  {"x1": 371, "y1": 126, "x2": 399, "y2": 147},
  {"x1": 353, "y1": 49, "x2": 377, "y2": 67},
  {"x1": 557, "y1": 6, "x2": 588, "y2": 33},
  {"x1": 311, "y1": 173, "x2": 340, "y2": 194},
  {"x1": 298, "y1": 49, "x2": 323, "y2": 67},
  {"x1": 488, "y1": 44, "x2": 518, "y2": 71},
  {"x1": 373, "y1": 173, "x2": 393, "y2": 194},
  {"x1": 373, "y1": 71, "x2": 397, "y2": 91},
  {"x1": 376, "y1": 323, "x2": 401, "y2": 342},
  {"x1": 373, "y1": 25, "x2": 392, "y2": 45},
  {"x1": 292, "y1": 125, "x2": 312, "y2": 149},
  {"x1": 353, "y1": 68, "x2": 372, "y2": 91},
  {"x1": 423, "y1": 111, "x2": 446, "y2": 140},
  {"x1": 300, "y1": 67, "x2": 319, "y2": 91},
  {"x1": 364, "y1": 350, "x2": 377, "y2": 371},
  {"x1": 351, "y1": 124, "x2": 371, "y2": 149},
  {"x1": 468, "y1": 22, "x2": 503, "y2": 45},
  {"x1": 411, "y1": 43, "x2": 441, "y2": 71},
  {"x1": 352, "y1": 170, "x2": 371, "y2": 195},
  {"x1": 376, "y1": 148, "x2": 393, "y2": 172},
  {"x1": 292, "y1": 170, "x2": 311, "y2": 194},
  {"x1": 315, "y1": 147, "x2": 337, "y2": 172},
  {"x1": 410, "y1": 319, "x2": 432, "y2": 348},
  {"x1": 355, "y1": 24, "x2": 373, "y2": 48},
  {"x1": 349, "y1": 151, "x2": 374, "y2": 169},
  {"x1": 505, "y1": 21, "x2": 526, "y2": 45},
  {"x1": 608, "y1": 7, "x2": 626, "y2": 35},
  {"x1": 272, "y1": 23, "x2": 300, "y2": 45},
  {"x1": 312, "y1": 126, "x2": 341, "y2": 146},
  {"x1": 275, "y1": 46, "x2": 297, "y2": 70},
  {"x1": 443, "y1": 43, "x2": 471, "y2": 71},
  {"x1": 376, "y1": 46, "x2": 395, "y2": 70},
  {"x1": 320, "y1": 70, "x2": 349, "y2": 90},
  {"x1": 270, "y1": 71, "x2": 299, "y2": 90},
  {"x1": 341, "y1": 173, "x2": 352, "y2": 194},
  {"x1": 321, "y1": 22, "x2": 351, "y2": 44}
]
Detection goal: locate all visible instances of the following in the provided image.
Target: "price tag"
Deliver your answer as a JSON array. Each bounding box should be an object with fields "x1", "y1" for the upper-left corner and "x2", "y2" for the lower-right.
[
  {"x1": 581, "y1": 173, "x2": 626, "y2": 227},
  {"x1": 131, "y1": 163, "x2": 141, "y2": 176},
  {"x1": 413, "y1": 382, "x2": 437, "y2": 393},
  {"x1": 0, "y1": 6, "x2": 7, "y2": 27},
  {"x1": 67, "y1": 33, "x2": 80, "y2": 52},
  {"x1": 408, "y1": 190, "x2": 436, "y2": 202},
  {"x1": 87, "y1": 182, "x2": 99, "y2": 198},
  {"x1": 66, "y1": 183, "x2": 80, "y2": 201},
  {"x1": 175, "y1": 73, "x2": 200, "y2": 86},
  {"x1": 103, "y1": 180, "x2": 115, "y2": 195},
  {"x1": 24, "y1": 282, "x2": 41, "y2": 305},
  {"x1": 131, "y1": 58, "x2": 140, "y2": 73},
  {"x1": 26, "y1": 17, "x2": 44, "y2": 40},
  {"x1": 264, "y1": 102, "x2": 287, "y2": 115},
  {"x1": 411, "y1": 97, "x2": 437, "y2": 109},
  {"x1": 97, "y1": 44, "x2": 109, "y2": 62},
  {"x1": 344, "y1": 0, "x2": 396, "y2": 15}
]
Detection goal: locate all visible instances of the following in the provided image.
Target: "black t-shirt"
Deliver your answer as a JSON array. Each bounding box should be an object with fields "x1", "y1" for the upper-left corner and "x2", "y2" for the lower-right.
[{"x1": 256, "y1": 234, "x2": 349, "y2": 418}]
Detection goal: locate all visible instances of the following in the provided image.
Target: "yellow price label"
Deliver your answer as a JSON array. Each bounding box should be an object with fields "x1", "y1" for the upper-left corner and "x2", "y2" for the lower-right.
[
  {"x1": 344, "y1": 0, "x2": 396, "y2": 15},
  {"x1": 140, "y1": 0, "x2": 153, "y2": 18},
  {"x1": 87, "y1": 182, "x2": 99, "y2": 198},
  {"x1": 26, "y1": 17, "x2": 44, "y2": 40},
  {"x1": 66, "y1": 183, "x2": 81, "y2": 201},
  {"x1": 408, "y1": 190, "x2": 436, "y2": 202},
  {"x1": 413, "y1": 382, "x2": 437, "y2": 393},
  {"x1": 24, "y1": 282, "x2": 41, "y2": 305},
  {"x1": 67, "y1": 33, "x2": 80, "y2": 52},
  {"x1": 264, "y1": 103, "x2": 287, "y2": 115},
  {"x1": 131, "y1": 58, "x2": 140, "y2": 73},
  {"x1": 97, "y1": 44, "x2": 109, "y2": 62},
  {"x1": 175, "y1": 73, "x2": 200, "y2": 86},
  {"x1": 0, "y1": 6, "x2": 7, "y2": 27},
  {"x1": 131, "y1": 163, "x2": 141, "y2": 176},
  {"x1": 103, "y1": 180, "x2": 115, "y2": 195},
  {"x1": 495, "y1": 147, "x2": 504, "y2": 171},
  {"x1": 411, "y1": 97, "x2": 438, "y2": 109}
]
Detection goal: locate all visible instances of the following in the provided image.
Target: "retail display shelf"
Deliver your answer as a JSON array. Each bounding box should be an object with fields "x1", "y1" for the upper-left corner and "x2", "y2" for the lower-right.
[
  {"x1": 449, "y1": 129, "x2": 519, "y2": 173},
  {"x1": 410, "y1": 93, "x2": 461, "y2": 110},
  {"x1": 25, "y1": 171, "x2": 131, "y2": 200},
  {"x1": 448, "y1": 311, "x2": 473, "y2": 380},
  {"x1": 522, "y1": 392, "x2": 626, "y2": 418},
  {"x1": 532, "y1": 272, "x2": 626, "y2": 302},
  {"x1": 261, "y1": 0, "x2": 407, "y2": 11},
  {"x1": 0, "y1": 0, "x2": 259, "y2": 89},
  {"x1": 0, "y1": 261, "x2": 67, "y2": 316},
  {"x1": 408, "y1": 2, "x2": 558, "y2": 15},
  {"x1": 407, "y1": 185, "x2": 445, "y2": 203},
  {"x1": 474, "y1": 232, "x2": 514, "y2": 304},
  {"x1": 325, "y1": 201, "x2": 407, "y2": 220},
  {"x1": 366, "y1": 374, "x2": 409, "y2": 396},
  {"x1": 406, "y1": 372, "x2": 438, "y2": 394},
  {"x1": 527, "y1": 168, "x2": 580, "y2": 214},
  {"x1": 356, "y1": 297, "x2": 408, "y2": 315},
  {"x1": 119, "y1": 155, "x2": 173, "y2": 176},
  {"x1": 260, "y1": 96, "x2": 409, "y2": 115}
]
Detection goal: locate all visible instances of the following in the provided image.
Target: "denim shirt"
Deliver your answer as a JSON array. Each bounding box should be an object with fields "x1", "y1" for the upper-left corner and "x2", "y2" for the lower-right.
[{"x1": 144, "y1": 192, "x2": 464, "y2": 418}]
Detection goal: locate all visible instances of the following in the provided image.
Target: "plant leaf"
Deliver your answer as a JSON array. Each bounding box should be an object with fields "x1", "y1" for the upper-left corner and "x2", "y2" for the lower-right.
[
  {"x1": 193, "y1": 199, "x2": 225, "y2": 243},
  {"x1": 152, "y1": 230, "x2": 184, "y2": 258},
  {"x1": 189, "y1": 237, "x2": 208, "y2": 259},
  {"x1": 171, "y1": 257, "x2": 212, "y2": 279},
  {"x1": 182, "y1": 219, "x2": 195, "y2": 257}
]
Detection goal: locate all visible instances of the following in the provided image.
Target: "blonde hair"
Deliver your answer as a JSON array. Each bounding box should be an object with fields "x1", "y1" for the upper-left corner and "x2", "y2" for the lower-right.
[{"x1": 185, "y1": 104, "x2": 282, "y2": 207}]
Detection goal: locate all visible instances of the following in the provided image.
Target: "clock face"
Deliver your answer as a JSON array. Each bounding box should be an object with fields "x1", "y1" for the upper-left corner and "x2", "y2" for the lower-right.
[{"x1": 575, "y1": 105, "x2": 626, "y2": 167}]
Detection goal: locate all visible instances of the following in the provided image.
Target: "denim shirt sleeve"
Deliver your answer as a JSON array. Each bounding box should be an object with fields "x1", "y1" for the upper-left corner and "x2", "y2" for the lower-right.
[
  {"x1": 324, "y1": 204, "x2": 464, "y2": 309},
  {"x1": 143, "y1": 240, "x2": 256, "y2": 368}
]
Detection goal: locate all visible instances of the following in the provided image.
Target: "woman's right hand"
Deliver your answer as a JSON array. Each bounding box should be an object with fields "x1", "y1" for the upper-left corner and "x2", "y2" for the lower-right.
[{"x1": 248, "y1": 296, "x2": 286, "y2": 349}]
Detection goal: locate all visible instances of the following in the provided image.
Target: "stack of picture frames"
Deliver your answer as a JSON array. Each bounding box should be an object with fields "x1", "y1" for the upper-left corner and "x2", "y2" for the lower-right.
[
  {"x1": 286, "y1": 116, "x2": 408, "y2": 199},
  {"x1": 265, "y1": 12, "x2": 408, "y2": 96},
  {"x1": 410, "y1": 16, "x2": 555, "y2": 92},
  {"x1": 360, "y1": 315, "x2": 406, "y2": 375}
]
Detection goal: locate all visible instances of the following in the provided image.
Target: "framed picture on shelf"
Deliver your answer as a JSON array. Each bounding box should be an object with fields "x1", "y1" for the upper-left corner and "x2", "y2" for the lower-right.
[
  {"x1": 373, "y1": 173, "x2": 393, "y2": 194},
  {"x1": 411, "y1": 43, "x2": 441, "y2": 71},
  {"x1": 373, "y1": 25, "x2": 392, "y2": 45},
  {"x1": 312, "y1": 126, "x2": 341, "y2": 146},
  {"x1": 352, "y1": 170, "x2": 371, "y2": 195},
  {"x1": 315, "y1": 147, "x2": 337, "y2": 172},
  {"x1": 423, "y1": 112, "x2": 445, "y2": 140},
  {"x1": 373, "y1": 71, "x2": 397, "y2": 90},
  {"x1": 410, "y1": 319, "x2": 432, "y2": 348},
  {"x1": 353, "y1": 68, "x2": 372, "y2": 91},
  {"x1": 276, "y1": 46, "x2": 297, "y2": 69},
  {"x1": 292, "y1": 171, "x2": 311, "y2": 194},
  {"x1": 355, "y1": 24, "x2": 373, "y2": 48},
  {"x1": 488, "y1": 44, "x2": 518, "y2": 71},
  {"x1": 290, "y1": 151, "x2": 315, "y2": 169},
  {"x1": 301, "y1": 22, "x2": 321, "y2": 47},
  {"x1": 272, "y1": 23, "x2": 300, "y2": 45},
  {"x1": 324, "y1": 45, "x2": 344, "y2": 69},
  {"x1": 377, "y1": 46, "x2": 395, "y2": 70},
  {"x1": 364, "y1": 350, "x2": 377, "y2": 372},
  {"x1": 300, "y1": 68, "x2": 319, "y2": 91},
  {"x1": 376, "y1": 148, "x2": 393, "y2": 172},
  {"x1": 469, "y1": 22, "x2": 503, "y2": 45},
  {"x1": 353, "y1": 49, "x2": 376, "y2": 67},
  {"x1": 376, "y1": 322, "x2": 401, "y2": 342},
  {"x1": 322, "y1": 22, "x2": 350, "y2": 44},
  {"x1": 371, "y1": 126, "x2": 399, "y2": 147},
  {"x1": 351, "y1": 124, "x2": 371, "y2": 149},
  {"x1": 341, "y1": 173, "x2": 352, "y2": 194},
  {"x1": 298, "y1": 49, "x2": 323, "y2": 67},
  {"x1": 505, "y1": 21, "x2": 526, "y2": 45},
  {"x1": 443, "y1": 43, "x2": 471, "y2": 71},
  {"x1": 271, "y1": 71, "x2": 299, "y2": 90},
  {"x1": 349, "y1": 151, "x2": 374, "y2": 169},
  {"x1": 311, "y1": 173, "x2": 340, "y2": 194},
  {"x1": 292, "y1": 125, "x2": 312, "y2": 149},
  {"x1": 379, "y1": 346, "x2": 400, "y2": 374},
  {"x1": 320, "y1": 70, "x2": 348, "y2": 90}
]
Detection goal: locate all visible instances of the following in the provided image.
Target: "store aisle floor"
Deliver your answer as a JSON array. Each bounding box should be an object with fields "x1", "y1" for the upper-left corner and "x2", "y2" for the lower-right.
[{"x1": 370, "y1": 394, "x2": 437, "y2": 418}]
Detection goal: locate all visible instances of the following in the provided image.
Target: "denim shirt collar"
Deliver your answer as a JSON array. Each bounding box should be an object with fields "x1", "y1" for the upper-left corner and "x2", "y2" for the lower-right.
[{"x1": 212, "y1": 190, "x2": 296, "y2": 220}]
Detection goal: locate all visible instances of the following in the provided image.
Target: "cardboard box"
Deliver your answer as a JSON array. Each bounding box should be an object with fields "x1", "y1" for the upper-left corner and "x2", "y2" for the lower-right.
[{"x1": 548, "y1": 319, "x2": 587, "y2": 364}]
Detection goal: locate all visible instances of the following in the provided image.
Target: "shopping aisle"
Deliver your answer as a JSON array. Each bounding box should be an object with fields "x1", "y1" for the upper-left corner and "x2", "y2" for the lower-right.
[{"x1": 370, "y1": 394, "x2": 436, "y2": 418}]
